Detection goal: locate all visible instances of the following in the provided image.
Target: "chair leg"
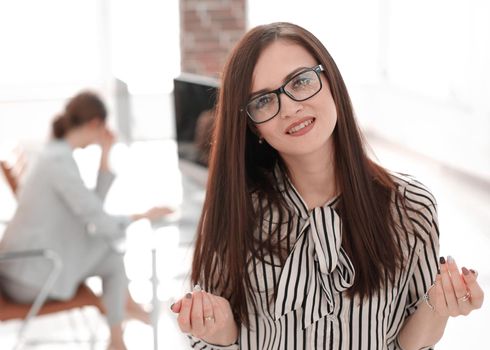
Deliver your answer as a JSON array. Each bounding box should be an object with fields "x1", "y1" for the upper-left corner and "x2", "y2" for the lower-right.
[
  {"x1": 151, "y1": 248, "x2": 159, "y2": 350},
  {"x1": 11, "y1": 250, "x2": 63, "y2": 350}
]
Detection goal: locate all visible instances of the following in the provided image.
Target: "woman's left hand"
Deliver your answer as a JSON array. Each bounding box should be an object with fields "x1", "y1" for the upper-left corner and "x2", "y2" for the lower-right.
[
  {"x1": 142, "y1": 206, "x2": 175, "y2": 221},
  {"x1": 428, "y1": 256, "x2": 484, "y2": 317}
]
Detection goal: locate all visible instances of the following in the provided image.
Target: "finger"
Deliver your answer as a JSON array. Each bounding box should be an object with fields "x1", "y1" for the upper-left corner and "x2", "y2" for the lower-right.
[
  {"x1": 439, "y1": 256, "x2": 459, "y2": 316},
  {"x1": 202, "y1": 292, "x2": 216, "y2": 329},
  {"x1": 432, "y1": 274, "x2": 448, "y2": 316},
  {"x1": 455, "y1": 273, "x2": 474, "y2": 316},
  {"x1": 446, "y1": 256, "x2": 470, "y2": 309},
  {"x1": 171, "y1": 299, "x2": 182, "y2": 313},
  {"x1": 462, "y1": 267, "x2": 484, "y2": 309},
  {"x1": 470, "y1": 268, "x2": 478, "y2": 279},
  {"x1": 177, "y1": 293, "x2": 193, "y2": 333},
  {"x1": 191, "y1": 291, "x2": 205, "y2": 337},
  {"x1": 208, "y1": 294, "x2": 226, "y2": 328}
]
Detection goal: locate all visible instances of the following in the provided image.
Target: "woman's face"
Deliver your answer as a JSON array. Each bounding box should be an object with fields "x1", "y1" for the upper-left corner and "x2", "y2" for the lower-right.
[
  {"x1": 250, "y1": 40, "x2": 337, "y2": 159},
  {"x1": 80, "y1": 118, "x2": 105, "y2": 147}
]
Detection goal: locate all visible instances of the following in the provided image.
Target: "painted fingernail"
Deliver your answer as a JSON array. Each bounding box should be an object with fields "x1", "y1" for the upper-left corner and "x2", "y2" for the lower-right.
[
  {"x1": 170, "y1": 302, "x2": 175, "y2": 310},
  {"x1": 447, "y1": 255, "x2": 454, "y2": 264},
  {"x1": 439, "y1": 256, "x2": 446, "y2": 264},
  {"x1": 470, "y1": 269, "x2": 477, "y2": 275},
  {"x1": 185, "y1": 293, "x2": 192, "y2": 299},
  {"x1": 462, "y1": 267, "x2": 470, "y2": 275},
  {"x1": 193, "y1": 284, "x2": 202, "y2": 292}
]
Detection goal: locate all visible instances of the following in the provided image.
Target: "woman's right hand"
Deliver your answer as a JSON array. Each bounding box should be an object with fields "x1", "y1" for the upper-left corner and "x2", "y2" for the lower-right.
[
  {"x1": 98, "y1": 127, "x2": 116, "y2": 153},
  {"x1": 98, "y1": 127, "x2": 116, "y2": 171},
  {"x1": 171, "y1": 290, "x2": 238, "y2": 346}
]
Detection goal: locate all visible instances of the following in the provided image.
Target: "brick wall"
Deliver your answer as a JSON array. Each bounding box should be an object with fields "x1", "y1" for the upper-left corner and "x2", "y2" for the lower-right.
[{"x1": 180, "y1": 0, "x2": 246, "y2": 77}]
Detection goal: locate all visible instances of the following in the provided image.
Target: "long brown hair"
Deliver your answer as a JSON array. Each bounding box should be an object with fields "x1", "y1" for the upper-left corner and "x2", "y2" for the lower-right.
[
  {"x1": 52, "y1": 91, "x2": 107, "y2": 139},
  {"x1": 191, "y1": 22, "x2": 405, "y2": 327}
]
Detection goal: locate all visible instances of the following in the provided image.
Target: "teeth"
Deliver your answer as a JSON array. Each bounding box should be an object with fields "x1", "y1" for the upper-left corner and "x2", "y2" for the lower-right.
[{"x1": 288, "y1": 119, "x2": 314, "y2": 134}]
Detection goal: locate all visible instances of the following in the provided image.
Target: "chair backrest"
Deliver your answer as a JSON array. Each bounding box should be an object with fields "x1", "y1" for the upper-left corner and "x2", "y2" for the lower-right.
[
  {"x1": 0, "y1": 147, "x2": 26, "y2": 197},
  {"x1": 0, "y1": 160, "x2": 18, "y2": 196}
]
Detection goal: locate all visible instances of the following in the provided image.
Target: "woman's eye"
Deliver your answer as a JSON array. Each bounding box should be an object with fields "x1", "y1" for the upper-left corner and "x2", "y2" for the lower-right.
[
  {"x1": 254, "y1": 95, "x2": 272, "y2": 109},
  {"x1": 292, "y1": 76, "x2": 313, "y2": 89}
]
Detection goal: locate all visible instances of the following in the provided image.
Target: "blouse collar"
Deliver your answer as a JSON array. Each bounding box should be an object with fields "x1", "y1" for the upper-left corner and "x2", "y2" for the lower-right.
[{"x1": 272, "y1": 162, "x2": 340, "y2": 220}]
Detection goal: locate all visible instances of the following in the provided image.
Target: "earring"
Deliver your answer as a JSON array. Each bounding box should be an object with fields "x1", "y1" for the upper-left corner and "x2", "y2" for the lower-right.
[{"x1": 258, "y1": 137, "x2": 263, "y2": 144}]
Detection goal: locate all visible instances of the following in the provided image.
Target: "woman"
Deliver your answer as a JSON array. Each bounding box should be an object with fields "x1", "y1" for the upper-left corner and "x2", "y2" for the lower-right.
[
  {"x1": 171, "y1": 23, "x2": 484, "y2": 349},
  {"x1": 0, "y1": 91, "x2": 172, "y2": 350}
]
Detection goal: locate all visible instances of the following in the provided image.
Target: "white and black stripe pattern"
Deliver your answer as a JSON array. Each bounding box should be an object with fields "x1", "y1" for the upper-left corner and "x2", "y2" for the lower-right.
[{"x1": 190, "y1": 170, "x2": 439, "y2": 349}]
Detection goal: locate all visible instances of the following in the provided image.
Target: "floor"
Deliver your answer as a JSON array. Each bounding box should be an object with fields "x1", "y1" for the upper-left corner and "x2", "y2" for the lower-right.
[{"x1": 0, "y1": 135, "x2": 489, "y2": 349}]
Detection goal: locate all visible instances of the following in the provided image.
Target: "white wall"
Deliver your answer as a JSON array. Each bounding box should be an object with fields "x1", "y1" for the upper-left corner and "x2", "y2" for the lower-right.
[
  {"x1": 0, "y1": 0, "x2": 105, "y2": 150},
  {"x1": 0, "y1": 0, "x2": 180, "y2": 151}
]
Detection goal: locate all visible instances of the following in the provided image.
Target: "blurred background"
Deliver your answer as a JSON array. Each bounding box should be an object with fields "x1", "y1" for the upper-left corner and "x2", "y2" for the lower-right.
[{"x1": 0, "y1": 0, "x2": 488, "y2": 349}]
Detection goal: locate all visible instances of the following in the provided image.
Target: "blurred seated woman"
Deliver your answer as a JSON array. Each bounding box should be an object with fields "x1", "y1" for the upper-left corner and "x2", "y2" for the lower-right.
[{"x1": 0, "y1": 91, "x2": 172, "y2": 350}]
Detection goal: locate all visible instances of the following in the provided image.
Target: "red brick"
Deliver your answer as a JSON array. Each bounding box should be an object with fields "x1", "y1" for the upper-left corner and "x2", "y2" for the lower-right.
[{"x1": 180, "y1": 0, "x2": 245, "y2": 77}]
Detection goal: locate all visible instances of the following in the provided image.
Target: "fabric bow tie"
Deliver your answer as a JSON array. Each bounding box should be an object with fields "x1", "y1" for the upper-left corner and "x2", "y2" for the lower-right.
[{"x1": 274, "y1": 205, "x2": 355, "y2": 329}]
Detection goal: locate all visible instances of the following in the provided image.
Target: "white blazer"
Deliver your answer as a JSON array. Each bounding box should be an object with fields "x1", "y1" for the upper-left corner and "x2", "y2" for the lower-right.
[{"x1": 0, "y1": 140, "x2": 131, "y2": 299}]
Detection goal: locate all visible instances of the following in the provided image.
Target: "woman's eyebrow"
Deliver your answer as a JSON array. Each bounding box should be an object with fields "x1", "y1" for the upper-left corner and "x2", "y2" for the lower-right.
[
  {"x1": 283, "y1": 66, "x2": 309, "y2": 83},
  {"x1": 249, "y1": 66, "x2": 311, "y2": 99},
  {"x1": 248, "y1": 88, "x2": 269, "y2": 100}
]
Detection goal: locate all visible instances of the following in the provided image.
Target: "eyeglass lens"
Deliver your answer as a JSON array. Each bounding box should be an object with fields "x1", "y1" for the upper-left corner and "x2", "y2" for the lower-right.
[{"x1": 247, "y1": 68, "x2": 321, "y2": 123}]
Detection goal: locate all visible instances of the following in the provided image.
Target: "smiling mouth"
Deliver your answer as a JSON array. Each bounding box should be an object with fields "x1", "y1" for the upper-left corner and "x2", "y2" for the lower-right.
[{"x1": 286, "y1": 118, "x2": 316, "y2": 135}]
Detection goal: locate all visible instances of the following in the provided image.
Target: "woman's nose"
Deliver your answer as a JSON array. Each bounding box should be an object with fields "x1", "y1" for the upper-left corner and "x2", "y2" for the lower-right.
[{"x1": 278, "y1": 93, "x2": 303, "y2": 119}]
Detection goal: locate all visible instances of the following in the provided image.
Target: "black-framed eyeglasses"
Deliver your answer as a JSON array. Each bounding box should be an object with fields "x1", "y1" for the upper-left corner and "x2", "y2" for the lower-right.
[{"x1": 244, "y1": 64, "x2": 324, "y2": 124}]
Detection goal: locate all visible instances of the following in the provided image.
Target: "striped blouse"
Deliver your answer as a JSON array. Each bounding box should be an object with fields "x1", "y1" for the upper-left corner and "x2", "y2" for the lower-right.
[{"x1": 190, "y1": 169, "x2": 439, "y2": 350}]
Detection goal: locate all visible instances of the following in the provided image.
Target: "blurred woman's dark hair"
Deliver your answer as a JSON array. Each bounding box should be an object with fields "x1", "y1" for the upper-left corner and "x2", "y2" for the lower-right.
[{"x1": 52, "y1": 91, "x2": 107, "y2": 139}]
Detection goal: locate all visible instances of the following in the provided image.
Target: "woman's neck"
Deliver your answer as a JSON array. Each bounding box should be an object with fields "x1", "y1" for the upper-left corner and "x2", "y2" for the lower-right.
[
  {"x1": 64, "y1": 130, "x2": 84, "y2": 149},
  {"x1": 281, "y1": 142, "x2": 337, "y2": 209}
]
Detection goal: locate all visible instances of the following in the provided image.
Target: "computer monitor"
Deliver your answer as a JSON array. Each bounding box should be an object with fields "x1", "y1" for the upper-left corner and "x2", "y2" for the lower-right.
[{"x1": 173, "y1": 73, "x2": 219, "y2": 166}]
